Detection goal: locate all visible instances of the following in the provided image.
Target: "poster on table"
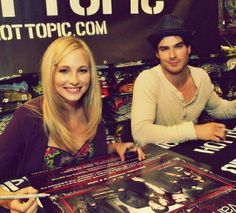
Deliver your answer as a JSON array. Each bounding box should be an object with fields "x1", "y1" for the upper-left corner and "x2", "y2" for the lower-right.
[
  {"x1": 0, "y1": 0, "x2": 220, "y2": 77},
  {"x1": 158, "y1": 118, "x2": 236, "y2": 183},
  {"x1": 1, "y1": 144, "x2": 235, "y2": 212}
]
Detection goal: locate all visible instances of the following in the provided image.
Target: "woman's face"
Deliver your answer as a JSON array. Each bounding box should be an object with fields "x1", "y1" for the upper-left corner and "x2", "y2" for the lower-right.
[{"x1": 54, "y1": 48, "x2": 91, "y2": 106}]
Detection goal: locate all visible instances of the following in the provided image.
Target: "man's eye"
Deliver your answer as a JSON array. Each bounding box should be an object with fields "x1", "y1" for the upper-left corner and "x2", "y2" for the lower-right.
[
  {"x1": 159, "y1": 47, "x2": 168, "y2": 51},
  {"x1": 176, "y1": 44, "x2": 184, "y2": 48}
]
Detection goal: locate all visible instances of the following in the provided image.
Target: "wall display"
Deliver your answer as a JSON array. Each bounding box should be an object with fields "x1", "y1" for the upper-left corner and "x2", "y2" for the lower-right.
[
  {"x1": 0, "y1": 0, "x2": 220, "y2": 77},
  {"x1": 218, "y1": 0, "x2": 236, "y2": 35}
]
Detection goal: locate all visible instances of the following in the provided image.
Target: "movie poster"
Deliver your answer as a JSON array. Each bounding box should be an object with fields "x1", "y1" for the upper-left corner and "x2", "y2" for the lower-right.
[{"x1": 24, "y1": 144, "x2": 235, "y2": 213}]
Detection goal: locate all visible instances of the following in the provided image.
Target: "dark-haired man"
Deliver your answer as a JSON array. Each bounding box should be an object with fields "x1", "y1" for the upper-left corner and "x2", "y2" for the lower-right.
[{"x1": 131, "y1": 14, "x2": 236, "y2": 146}]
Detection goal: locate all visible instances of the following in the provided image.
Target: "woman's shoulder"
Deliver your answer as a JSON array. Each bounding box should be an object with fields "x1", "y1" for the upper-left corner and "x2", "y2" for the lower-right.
[
  {"x1": 13, "y1": 96, "x2": 43, "y2": 119},
  {"x1": 25, "y1": 96, "x2": 43, "y2": 108},
  {"x1": 97, "y1": 120, "x2": 106, "y2": 131},
  {"x1": 95, "y1": 120, "x2": 107, "y2": 140}
]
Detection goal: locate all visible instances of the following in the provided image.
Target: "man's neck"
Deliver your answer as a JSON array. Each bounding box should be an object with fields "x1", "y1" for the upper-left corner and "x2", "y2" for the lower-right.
[{"x1": 162, "y1": 66, "x2": 190, "y2": 89}]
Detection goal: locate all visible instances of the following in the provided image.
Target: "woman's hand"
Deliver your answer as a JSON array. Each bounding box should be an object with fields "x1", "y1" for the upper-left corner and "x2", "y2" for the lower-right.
[
  {"x1": 1, "y1": 187, "x2": 39, "y2": 213},
  {"x1": 108, "y1": 142, "x2": 145, "y2": 161}
]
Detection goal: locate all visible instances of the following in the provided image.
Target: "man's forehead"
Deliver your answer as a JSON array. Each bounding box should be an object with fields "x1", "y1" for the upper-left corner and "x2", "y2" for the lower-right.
[{"x1": 159, "y1": 35, "x2": 184, "y2": 45}]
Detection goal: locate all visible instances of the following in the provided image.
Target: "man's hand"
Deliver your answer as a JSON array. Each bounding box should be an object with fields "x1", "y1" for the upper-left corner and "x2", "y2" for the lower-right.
[{"x1": 194, "y1": 122, "x2": 226, "y2": 142}]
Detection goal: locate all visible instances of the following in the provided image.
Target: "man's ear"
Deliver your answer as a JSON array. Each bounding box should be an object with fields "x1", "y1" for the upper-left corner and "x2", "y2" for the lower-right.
[
  {"x1": 188, "y1": 45, "x2": 191, "y2": 54},
  {"x1": 155, "y1": 51, "x2": 160, "y2": 59}
]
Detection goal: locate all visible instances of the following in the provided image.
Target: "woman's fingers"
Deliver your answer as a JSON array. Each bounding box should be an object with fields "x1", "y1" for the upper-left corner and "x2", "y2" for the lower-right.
[
  {"x1": 125, "y1": 143, "x2": 145, "y2": 161},
  {"x1": 25, "y1": 198, "x2": 39, "y2": 213},
  {"x1": 16, "y1": 187, "x2": 38, "y2": 195},
  {"x1": 9, "y1": 187, "x2": 39, "y2": 213}
]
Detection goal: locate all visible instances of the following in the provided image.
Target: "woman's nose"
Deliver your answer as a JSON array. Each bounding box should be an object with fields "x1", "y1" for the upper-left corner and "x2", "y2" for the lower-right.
[{"x1": 69, "y1": 72, "x2": 79, "y2": 85}]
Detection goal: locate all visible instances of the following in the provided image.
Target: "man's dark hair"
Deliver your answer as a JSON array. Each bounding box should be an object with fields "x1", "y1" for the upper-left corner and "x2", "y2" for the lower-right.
[{"x1": 155, "y1": 34, "x2": 192, "y2": 51}]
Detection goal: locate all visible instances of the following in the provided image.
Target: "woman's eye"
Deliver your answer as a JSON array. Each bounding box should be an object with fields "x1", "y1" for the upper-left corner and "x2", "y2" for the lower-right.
[
  {"x1": 58, "y1": 68, "x2": 68, "y2": 73},
  {"x1": 79, "y1": 68, "x2": 89, "y2": 73}
]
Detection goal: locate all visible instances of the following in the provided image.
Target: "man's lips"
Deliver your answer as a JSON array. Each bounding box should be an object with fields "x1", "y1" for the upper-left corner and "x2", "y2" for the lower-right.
[{"x1": 169, "y1": 61, "x2": 180, "y2": 66}]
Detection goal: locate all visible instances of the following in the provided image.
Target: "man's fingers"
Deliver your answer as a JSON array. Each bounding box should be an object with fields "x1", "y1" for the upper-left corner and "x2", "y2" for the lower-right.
[
  {"x1": 212, "y1": 136, "x2": 221, "y2": 142},
  {"x1": 137, "y1": 147, "x2": 145, "y2": 161}
]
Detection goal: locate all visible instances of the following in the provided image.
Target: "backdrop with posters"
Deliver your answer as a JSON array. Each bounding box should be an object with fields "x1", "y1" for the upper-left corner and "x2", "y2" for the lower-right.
[{"x1": 0, "y1": 0, "x2": 220, "y2": 77}]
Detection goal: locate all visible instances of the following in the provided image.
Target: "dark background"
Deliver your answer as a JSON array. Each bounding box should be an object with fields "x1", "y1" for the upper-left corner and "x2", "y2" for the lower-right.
[{"x1": 0, "y1": 0, "x2": 226, "y2": 77}]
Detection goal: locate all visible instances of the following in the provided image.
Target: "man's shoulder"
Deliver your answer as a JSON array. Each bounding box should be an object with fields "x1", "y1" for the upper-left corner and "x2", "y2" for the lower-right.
[
  {"x1": 189, "y1": 65, "x2": 209, "y2": 78},
  {"x1": 138, "y1": 65, "x2": 161, "y2": 79},
  {"x1": 189, "y1": 65, "x2": 207, "y2": 73}
]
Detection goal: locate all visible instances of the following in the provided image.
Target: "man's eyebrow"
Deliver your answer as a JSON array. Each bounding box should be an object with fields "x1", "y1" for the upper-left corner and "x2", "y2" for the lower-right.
[
  {"x1": 175, "y1": 41, "x2": 185, "y2": 45},
  {"x1": 158, "y1": 45, "x2": 168, "y2": 49},
  {"x1": 158, "y1": 41, "x2": 185, "y2": 49}
]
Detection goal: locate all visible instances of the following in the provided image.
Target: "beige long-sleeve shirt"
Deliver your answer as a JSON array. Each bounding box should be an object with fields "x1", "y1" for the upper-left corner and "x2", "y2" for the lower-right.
[{"x1": 131, "y1": 64, "x2": 236, "y2": 145}]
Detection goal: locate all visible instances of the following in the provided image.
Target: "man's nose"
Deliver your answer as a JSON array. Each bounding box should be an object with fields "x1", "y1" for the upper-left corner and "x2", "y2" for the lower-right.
[{"x1": 169, "y1": 48, "x2": 176, "y2": 59}]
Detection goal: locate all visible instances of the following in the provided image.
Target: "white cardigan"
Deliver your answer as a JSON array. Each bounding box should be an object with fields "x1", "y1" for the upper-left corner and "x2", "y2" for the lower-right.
[{"x1": 131, "y1": 64, "x2": 236, "y2": 145}]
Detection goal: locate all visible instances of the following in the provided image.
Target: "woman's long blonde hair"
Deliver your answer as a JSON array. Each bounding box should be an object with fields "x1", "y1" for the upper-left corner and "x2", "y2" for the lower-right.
[{"x1": 40, "y1": 36, "x2": 102, "y2": 153}]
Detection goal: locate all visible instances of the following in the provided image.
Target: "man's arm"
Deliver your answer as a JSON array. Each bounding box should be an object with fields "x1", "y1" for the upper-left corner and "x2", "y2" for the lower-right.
[{"x1": 131, "y1": 71, "x2": 196, "y2": 145}]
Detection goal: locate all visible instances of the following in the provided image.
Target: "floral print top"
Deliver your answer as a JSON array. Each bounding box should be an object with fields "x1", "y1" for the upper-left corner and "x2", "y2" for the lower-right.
[{"x1": 43, "y1": 141, "x2": 94, "y2": 169}]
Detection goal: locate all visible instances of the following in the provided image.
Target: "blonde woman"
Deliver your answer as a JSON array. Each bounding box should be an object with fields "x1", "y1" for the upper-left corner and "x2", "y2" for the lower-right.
[{"x1": 0, "y1": 36, "x2": 145, "y2": 212}]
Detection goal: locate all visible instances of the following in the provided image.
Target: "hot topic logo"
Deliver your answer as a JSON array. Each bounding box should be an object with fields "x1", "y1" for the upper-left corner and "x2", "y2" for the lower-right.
[{"x1": 1, "y1": 0, "x2": 164, "y2": 17}]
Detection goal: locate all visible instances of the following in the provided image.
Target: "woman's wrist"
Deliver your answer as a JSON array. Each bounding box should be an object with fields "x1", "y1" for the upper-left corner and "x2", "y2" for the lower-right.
[
  {"x1": 107, "y1": 142, "x2": 119, "y2": 153},
  {"x1": 0, "y1": 190, "x2": 15, "y2": 209}
]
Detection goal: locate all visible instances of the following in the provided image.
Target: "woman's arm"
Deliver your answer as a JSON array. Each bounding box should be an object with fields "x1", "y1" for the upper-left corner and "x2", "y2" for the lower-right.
[{"x1": 0, "y1": 106, "x2": 34, "y2": 182}]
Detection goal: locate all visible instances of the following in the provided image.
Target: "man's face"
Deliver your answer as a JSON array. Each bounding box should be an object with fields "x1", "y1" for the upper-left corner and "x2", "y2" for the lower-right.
[{"x1": 156, "y1": 36, "x2": 191, "y2": 75}]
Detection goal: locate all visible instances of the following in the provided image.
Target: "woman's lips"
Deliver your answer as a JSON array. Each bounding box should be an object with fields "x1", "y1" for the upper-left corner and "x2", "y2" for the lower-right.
[{"x1": 64, "y1": 87, "x2": 81, "y2": 93}]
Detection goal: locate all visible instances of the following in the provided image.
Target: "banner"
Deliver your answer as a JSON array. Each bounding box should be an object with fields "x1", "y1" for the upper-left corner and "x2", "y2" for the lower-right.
[
  {"x1": 0, "y1": 0, "x2": 220, "y2": 77},
  {"x1": 159, "y1": 119, "x2": 236, "y2": 183}
]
